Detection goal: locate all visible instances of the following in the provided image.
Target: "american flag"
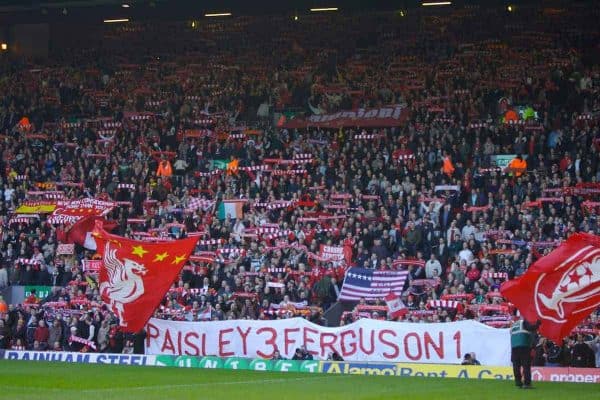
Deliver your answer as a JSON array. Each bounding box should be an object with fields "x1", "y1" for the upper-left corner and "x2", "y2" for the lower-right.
[{"x1": 339, "y1": 267, "x2": 409, "y2": 301}]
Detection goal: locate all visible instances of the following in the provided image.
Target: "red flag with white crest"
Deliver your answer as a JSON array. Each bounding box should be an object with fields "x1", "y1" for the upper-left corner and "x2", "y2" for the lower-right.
[
  {"x1": 385, "y1": 292, "x2": 407, "y2": 319},
  {"x1": 92, "y1": 221, "x2": 198, "y2": 333},
  {"x1": 500, "y1": 233, "x2": 600, "y2": 343}
]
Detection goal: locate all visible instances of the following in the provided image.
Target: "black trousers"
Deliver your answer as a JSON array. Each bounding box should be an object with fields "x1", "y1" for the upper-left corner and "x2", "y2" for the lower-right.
[{"x1": 511, "y1": 346, "x2": 532, "y2": 386}]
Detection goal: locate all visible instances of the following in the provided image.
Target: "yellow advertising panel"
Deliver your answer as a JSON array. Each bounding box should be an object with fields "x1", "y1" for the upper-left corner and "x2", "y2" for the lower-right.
[
  {"x1": 15, "y1": 204, "x2": 57, "y2": 214},
  {"x1": 394, "y1": 363, "x2": 514, "y2": 380},
  {"x1": 320, "y1": 361, "x2": 514, "y2": 380}
]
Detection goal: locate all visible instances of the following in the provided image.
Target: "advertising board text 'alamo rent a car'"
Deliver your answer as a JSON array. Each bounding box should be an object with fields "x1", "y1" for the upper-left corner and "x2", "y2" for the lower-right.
[{"x1": 321, "y1": 362, "x2": 514, "y2": 379}]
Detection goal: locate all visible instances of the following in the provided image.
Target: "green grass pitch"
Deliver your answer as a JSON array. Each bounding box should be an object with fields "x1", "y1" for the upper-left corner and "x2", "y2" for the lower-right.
[{"x1": 0, "y1": 360, "x2": 598, "y2": 400}]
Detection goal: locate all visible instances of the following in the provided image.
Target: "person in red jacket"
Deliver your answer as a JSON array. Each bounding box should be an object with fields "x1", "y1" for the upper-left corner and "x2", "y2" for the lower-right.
[
  {"x1": 34, "y1": 320, "x2": 50, "y2": 350},
  {"x1": 466, "y1": 263, "x2": 481, "y2": 281},
  {"x1": 559, "y1": 152, "x2": 572, "y2": 172}
]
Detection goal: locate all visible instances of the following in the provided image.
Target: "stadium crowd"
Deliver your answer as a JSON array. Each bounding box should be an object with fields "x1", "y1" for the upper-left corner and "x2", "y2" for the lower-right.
[{"x1": 0, "y1": 5, "x2": 598, "y2": 366}]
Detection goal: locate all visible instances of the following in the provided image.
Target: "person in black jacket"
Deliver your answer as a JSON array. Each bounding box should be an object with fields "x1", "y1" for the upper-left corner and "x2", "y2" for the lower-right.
[
  {"x1": 533, "y1": 337, "x2": 547, "y2": 366},
  {"x1": 291, "y1": 348, "x2": 303, "y2": 360},
  {"x1": 133, "y1": 329, "x2": 146, "y2": 354},
  {"x1": 570, "y1": 334, "x2": 596, "y2": 368},
  {"x1": 37, "y1": 265, "x2": 52, "y2": 286},
  {"x1": 0, "y1": 319, "x2": 9, "y2": 349}
]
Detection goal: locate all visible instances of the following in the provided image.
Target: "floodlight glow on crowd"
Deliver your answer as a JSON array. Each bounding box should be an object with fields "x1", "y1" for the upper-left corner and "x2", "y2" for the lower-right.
[
  {"x1": 421, "y1": 1, "x2": 452, "y2": 6},
  {"x1": 204, "y1": 13, "x2": 232, "y2": 17},
  {"x1": 104, "y1": 18, "x2": 130, "y2": 23},
  {"x1": 310, "y1": 7, "x2": 339, "y2": 12}
]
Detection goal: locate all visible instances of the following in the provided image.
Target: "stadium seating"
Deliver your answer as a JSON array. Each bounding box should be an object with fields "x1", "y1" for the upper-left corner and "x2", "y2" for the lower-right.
[{"x1": 0, "y1": 4, "x2": 598, "y2": 367}]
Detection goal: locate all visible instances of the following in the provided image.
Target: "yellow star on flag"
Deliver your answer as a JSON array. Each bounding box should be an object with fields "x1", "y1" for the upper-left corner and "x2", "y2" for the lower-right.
[
  {"x1": 171, "y1": 254, "x2": 187, "y2": 265},
  {"x1": 131, "y1": 245, "x2": 149, "y2": 258},
  {"x1": 154, "y1": 252, "x2": 169, "y2": 262}
]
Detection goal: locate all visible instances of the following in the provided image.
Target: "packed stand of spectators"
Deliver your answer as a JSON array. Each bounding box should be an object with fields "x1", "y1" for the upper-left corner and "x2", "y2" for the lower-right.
[{"x1": 0, "y1": 5, "x2": 599, "y2": 364}]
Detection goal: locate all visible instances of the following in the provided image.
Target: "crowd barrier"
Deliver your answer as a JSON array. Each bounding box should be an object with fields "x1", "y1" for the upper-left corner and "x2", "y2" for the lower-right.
[{"x1": 2, "y1": 350, "x2": 599, "y2": 383}]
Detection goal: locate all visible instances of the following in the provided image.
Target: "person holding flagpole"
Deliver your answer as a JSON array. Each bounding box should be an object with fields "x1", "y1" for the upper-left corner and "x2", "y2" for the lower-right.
[{"x1": 510, "y1": 318, "x2": 541, "y2": 389}]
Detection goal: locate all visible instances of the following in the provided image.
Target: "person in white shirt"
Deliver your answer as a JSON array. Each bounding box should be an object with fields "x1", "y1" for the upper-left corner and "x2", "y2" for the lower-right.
[
  {"x1": 458, "y1": 242, "x2": 474, "y2": 263},
  {"x1": 86, "y1": 318, "x2": 96, "y2": 342},
  {"x1": 0, "y1": 267, "x2": 8, "y2": 288},
  {"x1": 425, "y1": 254, "x2": 442, "y2": 279},
  {"x1": 232, "y1": 219, "x2": 245, "y2": 242},
  {"x1": 446, "y1": 221, "x2": 460, "y2": 244},
  {"x1": 461, "y1": 220, "x2": 476, "y2": 241},
  {"x1": 3, "y1": 185, "x2": 15, "y2": 202}
]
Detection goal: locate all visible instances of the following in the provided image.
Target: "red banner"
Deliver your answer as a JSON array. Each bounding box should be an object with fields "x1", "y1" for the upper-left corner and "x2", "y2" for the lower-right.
[
  {"x1": 282, "y1": 105, "x2": 409, "y2": 128},
  {"x1": 49, "y1": 198, "x2": 115, "y2": 225},
  {"x1": 82, "y1": 259, "x2": 102, "y2": 273}
]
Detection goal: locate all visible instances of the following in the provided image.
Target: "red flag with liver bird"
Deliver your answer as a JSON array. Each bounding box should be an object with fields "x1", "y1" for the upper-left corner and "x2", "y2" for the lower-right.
[
  {"x1": 501, "y1": 233, "x2": 600, "y2": 343},
  {"x1": 92, "y1": 221, "x2": 198, "y2": 332}
]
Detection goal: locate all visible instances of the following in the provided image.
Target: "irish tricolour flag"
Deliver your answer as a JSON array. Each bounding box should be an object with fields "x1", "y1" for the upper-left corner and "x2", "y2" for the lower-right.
[{"x1": 217, "y1": 199, "x2": 245, "y2": 220}]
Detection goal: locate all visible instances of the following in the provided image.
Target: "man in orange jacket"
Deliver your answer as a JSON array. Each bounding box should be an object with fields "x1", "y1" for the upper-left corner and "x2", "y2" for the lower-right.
[
  {"x1": 507, "y1": 154, "x2": 527, "y2": 177},
  {"x1": 442, "y1": 153, "x2": 455, "y2": 177},
  {"x1": 0, "y1": 295, "x2": 7, "y2": 314},
  {"x1": 156, "y1": 157, "x2": 173, "y2": 177}
]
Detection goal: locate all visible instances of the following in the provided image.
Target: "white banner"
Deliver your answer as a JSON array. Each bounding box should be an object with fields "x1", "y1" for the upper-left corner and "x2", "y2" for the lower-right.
[{"x1": 146, "y1": 318, "x2": 511, "y2": 366}]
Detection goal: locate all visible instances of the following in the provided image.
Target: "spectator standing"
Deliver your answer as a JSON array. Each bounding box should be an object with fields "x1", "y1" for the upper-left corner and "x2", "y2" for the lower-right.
[
  {"x1": 570, "y1": 334, "x2": 596, "y2": 368},
  {"x1": 0, "y1": 319, "x2": 8, "y2": 349},
  {"x1": 133, "y1": 329, "x2": 146, "y2": 354},
  {"x1": 0, "y1": 266, "x2": 8, "y2": 289},
  {"x1": 425, "y1": 254, "x2": 442, "y2": 279},
  {"x1": 97, "y1": 320, "x2": 110, "y2": 352},
  {"x1": 48, "y1": 319, "x2": 63, "y2": 350},
  {"x1": 0, "y1": 296, "x2": 7, "y2": 314},
  {"x1": 67, "y1": 327, "x2": 83, "y2": 352},
  {"x1": 33, "y1": 320, "x2": 50, "y2": 350},
  {"x1": 588, "y1": 336, "x2": 600, "y2": 368}
]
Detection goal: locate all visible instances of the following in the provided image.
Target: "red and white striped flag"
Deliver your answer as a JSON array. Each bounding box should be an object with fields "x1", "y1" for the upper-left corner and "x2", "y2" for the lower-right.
[
  {"x1": 429, "y1": 300, "x2": 460, "y2": 309},
  {"x1": 385, "y1": 292, "x2": 408, "y2": 319},
  {"x1": 187, "y1": 197, "x2": 215, "y2": 212}
]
